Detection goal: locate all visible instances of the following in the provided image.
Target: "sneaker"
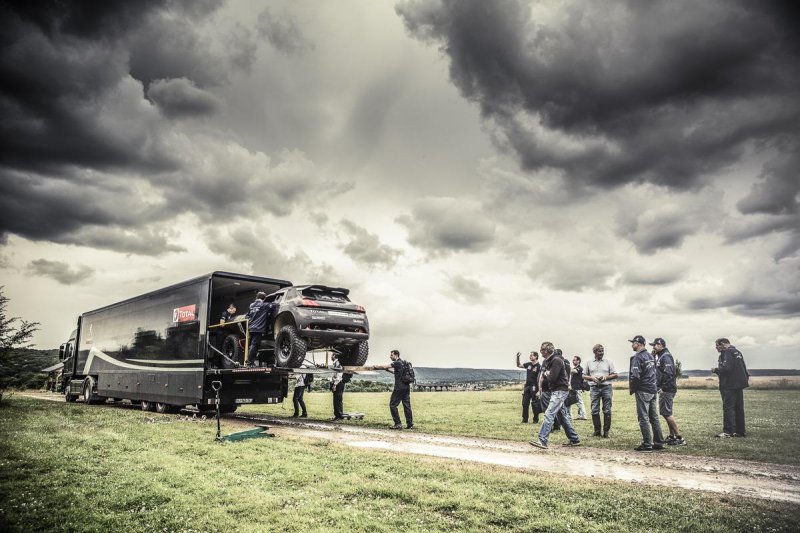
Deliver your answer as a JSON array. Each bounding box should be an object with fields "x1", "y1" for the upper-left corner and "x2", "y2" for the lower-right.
[
  {"x1": 716, "y1": 432, "x2": 733, "y2": 438},
  {"x1": 602, "y1": 432, "x2": 610, "y2": 438},
  {"x1": 634, "y1": 444, "x2": 653, "y2": 452},
  {"x1": 389, "y1": 424, "x2": 402, "y2": 430},
  {"x1": 733, "y1": 433, "x2": 746, "y2": 438},
  {"x1": 652, "y1": 443, "x2": 665, "y2": 451},
  {"x1": 300, "y1": 413, "x2": 308, "y2": 418},
  {"x1": 406, "y1": 425, "x2": 415, "y2": 430},
  {"x1": 561, "y1": 441, "x2": 581, "y2": 447},
  {"x1": 530, "y1": 439, "x2": 548, "y2": 450},
  {"x1": 670, "y1": 436, "x2": 686, "y2": 446},
  {"x1": 592, "y1": 430, "x2": 601, "y2": 437}
]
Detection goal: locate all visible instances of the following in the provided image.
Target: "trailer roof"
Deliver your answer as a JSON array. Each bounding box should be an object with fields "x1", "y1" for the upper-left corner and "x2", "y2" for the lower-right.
[{"x1": 82, "y1": 271, "x2": 293, "y2": 317}]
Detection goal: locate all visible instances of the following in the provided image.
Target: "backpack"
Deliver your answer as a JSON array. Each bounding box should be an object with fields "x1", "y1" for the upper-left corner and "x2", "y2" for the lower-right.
[
  {"x1": 341, "y1": 372, "x2": 353, "y2": 383},
  {"x1": 401, "y1": 361, "x2": 416, "y2": 385},
  {"x1": 305, "y1": 372, "x2": 314, "y2": 390}
]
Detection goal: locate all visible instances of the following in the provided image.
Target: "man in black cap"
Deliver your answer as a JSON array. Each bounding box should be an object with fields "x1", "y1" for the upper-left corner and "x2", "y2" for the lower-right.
[
  {"x1": 712, "y1": 338, "x2": 749, "y2": 437},
  {"x1": 629, "y1": 335, "x2": 665, "y2": 452},
  {"x1": 651, "y1": 337, "x2": 685, "y2": 445}
]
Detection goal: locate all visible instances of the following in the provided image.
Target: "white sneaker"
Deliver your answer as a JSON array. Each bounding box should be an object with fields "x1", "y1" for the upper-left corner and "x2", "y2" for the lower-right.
[{"x1": 715, "y1": 432, "x2": 732, "y2": 438}]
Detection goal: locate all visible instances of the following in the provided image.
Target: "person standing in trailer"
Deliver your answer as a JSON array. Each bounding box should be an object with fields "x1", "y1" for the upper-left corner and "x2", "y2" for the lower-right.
[{"x1": 246, "y1": 292, "x2": 274, "y2": 367}]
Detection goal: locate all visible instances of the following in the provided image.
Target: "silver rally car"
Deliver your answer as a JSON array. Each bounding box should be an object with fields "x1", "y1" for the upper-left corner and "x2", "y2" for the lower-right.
[{"x1": 268, "y1": 285, "x2": 370, "y2": 367}]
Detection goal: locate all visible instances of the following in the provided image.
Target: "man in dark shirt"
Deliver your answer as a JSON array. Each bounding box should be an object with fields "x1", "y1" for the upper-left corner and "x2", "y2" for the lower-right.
[
  {"x1": 530, "y1": 342, "x2": 580, "y2": 449},
  {"x1": 629, "y1": 335, "x2": 665, "y2": 452},
  {"x1": 517, "y1": 351, "x2": 541, "y2": 423},
  {"x1": 246, "y1": 292, "x2": 275, "y2": 367},
  {"x1": 651, "y1": 338, "x2": 685, "y2": 445},
  {"x1": 712, "y1": 338, "x2": 749, "y2": 437},
  {"x1": 570, "y1": 355, "x2": 587, "y2": 420},
  {"x1": 220, "y1": 303, "x2": 237, "y2": 323},
  {"x1": 381, "y1": 349, "x2": 413, "y2": 429}
]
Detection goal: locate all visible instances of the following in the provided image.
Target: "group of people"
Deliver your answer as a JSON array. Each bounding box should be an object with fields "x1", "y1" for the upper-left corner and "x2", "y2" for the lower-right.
[
  {"x1": 230, "y1": 294, "x2": 751, "y2": 447},
  {"x1": 523, "y1": 336, "x2": 749, "y2": 452},
  {"x1": 290, "y1": 349, "x2": 415, "y2": 429}
]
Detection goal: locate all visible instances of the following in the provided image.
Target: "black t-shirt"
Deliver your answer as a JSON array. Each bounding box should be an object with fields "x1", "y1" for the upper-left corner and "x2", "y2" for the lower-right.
[
  {"x1": 523, "y1": 361, "x2": 541, "y2": 387},
  {"x1": 570, "y1": 364, "x2": 583, "y2": 389}
]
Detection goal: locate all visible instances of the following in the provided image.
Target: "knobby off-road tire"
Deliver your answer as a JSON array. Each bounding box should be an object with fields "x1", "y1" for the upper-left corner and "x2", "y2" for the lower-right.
[
  {"x1": 338, "y1": 340, "x2": 369, "y2": 366},
  {"x1": 275, "y1": 325, "x2": 307, "y2": 368},
  {"x1": 141, "y1": 400, "x2": 155, "y2": 412},
  {"x1": 82, "y1": 378, "x2": 101, "y2": 404},
  {"x1": 222, "y1": 333, "x2": 243, "y2": 367}
]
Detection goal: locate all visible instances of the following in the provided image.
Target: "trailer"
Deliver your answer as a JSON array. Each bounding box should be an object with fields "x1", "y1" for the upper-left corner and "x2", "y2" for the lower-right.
[{"x1": 59, "y1": 271, "x2": 295, "y2": 413}]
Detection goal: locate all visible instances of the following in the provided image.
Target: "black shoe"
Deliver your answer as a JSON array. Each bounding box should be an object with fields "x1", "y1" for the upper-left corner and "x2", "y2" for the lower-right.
[
  {"x1": 602, "y1": 432, "x2": 609, "y2": 438},
  {"x1": 670, "y1": 436, "x2": 686, "y2": 446},
  {"x1": 522, "y1": 420, "x2": 529, "y2": 424},
  {"x1": 561, "y1": 441, "x2": 581, "y2": 447},
  {"x1": 634, "y1": 444, "x2": 653, "y2": 452},
  {"x1": 390, "y1": 424, "x2": 402, "y2": 430},
  {"x1": 533, "y1": 417, "x2": 539, "y2": 423},
  {"x1": 291, "y1": 413, "x2": 299, "y2": 418},
  {"x1": 653, "y1": 443, "x2": 665, "y2": 451},
  {"x1": 300, "y1": 413, "x2": 308, "y2": 418},
  {"x1": 593, "y1": 430, "x2": 601, "y2": 437},
  {"x1": 331, "y1": 416, "x2": 344, "y2": 421},
  {"x1": 406, "y1": 425, "x2": 414, "y2": 430}
]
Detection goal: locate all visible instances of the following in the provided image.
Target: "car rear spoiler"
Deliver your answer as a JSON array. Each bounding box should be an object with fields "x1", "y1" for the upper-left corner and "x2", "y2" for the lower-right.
[{"x1": 302, "y1": 285, "x2": 350, "y2": 297}]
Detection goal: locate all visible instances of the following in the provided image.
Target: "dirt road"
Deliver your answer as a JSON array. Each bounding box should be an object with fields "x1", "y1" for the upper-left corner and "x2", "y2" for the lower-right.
[{"x1": 19, "y1": 392, "x2": 800, "y2": 504}]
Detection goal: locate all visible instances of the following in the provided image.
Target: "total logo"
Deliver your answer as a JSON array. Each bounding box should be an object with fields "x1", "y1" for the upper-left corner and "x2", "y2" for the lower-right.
[{"x1": 172, "y1": 304, "x2": 197, "y2": 323}]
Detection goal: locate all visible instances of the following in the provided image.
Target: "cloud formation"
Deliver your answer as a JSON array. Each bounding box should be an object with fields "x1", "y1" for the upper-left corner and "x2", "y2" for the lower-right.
[
  {"x1": 256, "y1": 8, "x2": 314, "y2": 55},
  {"x1": 397, "y1": 0, "x2": 800, "y2": 194},
  {"x1": 27, "y1": 259, "x2": 94, "y2": 285},
  {"x1": 147, "y1": 78, "x2": 223, "y2": 119},
  {"x1": 396, "y1": 197, "x2": 496, "y2": 256},
  {"x1": 339, "y1": 220, "x2": 402, "y2": 269},
  {"x1": 447, "y1": 275, "x2": 486, "y2": 303}
]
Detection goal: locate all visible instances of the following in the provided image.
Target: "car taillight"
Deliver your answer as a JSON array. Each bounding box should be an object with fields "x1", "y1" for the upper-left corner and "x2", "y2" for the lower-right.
[
  {"x1": 301, "y1": 299, "x2": 320, "y2": 307},
  {"x1": 355, "y1": 305, "x2": 365, "y2": 313}
]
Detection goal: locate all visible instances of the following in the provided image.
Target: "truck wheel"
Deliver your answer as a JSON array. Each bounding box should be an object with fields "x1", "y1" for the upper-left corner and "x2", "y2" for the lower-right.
[
  {"x1": 338, "y1": 340, "x2": 369, "y2": 366},
  {"x1": 219, "y1": 404, "x2": 238, "y2": 414},
  {"x1": 141, "y1": 401, "x2": 155, "y2": 412},
  {"x1": 155, "y1": 402, "x2": 178, "y2": 414},
  {"x1": 222, "y1": 334, "x2": 243, "y2": 367},
  {"x1": 275, "y1": 325, "x2": 307, "y2": 368},
  {"x1": 82, "y1": 378, "x2": 100, "y2": 404},
  {"x1": 64, "y1": 383, "x2": 78, "y2": 403}
]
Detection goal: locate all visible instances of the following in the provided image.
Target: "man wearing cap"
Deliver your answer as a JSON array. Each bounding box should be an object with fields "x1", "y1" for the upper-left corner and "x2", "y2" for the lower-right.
[
  {"x1": 629, "y1": 335, "x2": 665, "y2": 452},
  {"x1": 651, "y1": 338, "x2": 685, "y2": 446},
  {"x1": 712, "y1": 338, "x2": 749, "y2": 437},
  {"x1": 583, "y1": 344, "x2": 618, "y2": 437},
  {"x1": 246, "y1": 292, "x2": 275, "y2": 367}
]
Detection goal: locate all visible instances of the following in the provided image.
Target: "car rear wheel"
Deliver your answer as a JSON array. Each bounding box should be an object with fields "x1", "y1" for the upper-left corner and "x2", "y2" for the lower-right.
[
  {"x1": 141, "y1": 400, "x2": 155, "y2": 412},
  {"x1": 222, "y1": 334, "x2": 243, "y2": 367},
  {"x1": 155, "y1": 402, "x2": 179, "y2": 414},
  {"x1": 338, "y1": 340, "x2": 369, "y2": 366},
  {"x1": 275, "y1": 325, "x2": 307, "y2": 368}
]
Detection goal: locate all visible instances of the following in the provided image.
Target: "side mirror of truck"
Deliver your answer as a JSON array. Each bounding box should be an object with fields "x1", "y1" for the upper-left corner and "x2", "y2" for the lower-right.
[{"x1": 58, "y1": 343, "x2": 66, "y2": 360}]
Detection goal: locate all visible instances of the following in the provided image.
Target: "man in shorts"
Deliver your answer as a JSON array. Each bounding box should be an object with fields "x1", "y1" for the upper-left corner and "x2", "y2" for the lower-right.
[{"x1": 651, "y1": 338, "x2": 685, "y2": 446}]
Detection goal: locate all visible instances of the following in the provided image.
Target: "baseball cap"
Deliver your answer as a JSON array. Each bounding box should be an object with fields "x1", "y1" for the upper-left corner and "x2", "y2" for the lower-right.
[
  {"x1": 628, "y1": 335, "x2": 646, "y2": 344},
  {"x1": 649, "y1": 337, "x2": 666, "y2": 347}
]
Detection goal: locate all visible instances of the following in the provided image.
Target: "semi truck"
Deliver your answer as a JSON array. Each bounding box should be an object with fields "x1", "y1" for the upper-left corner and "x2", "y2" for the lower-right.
[{"x1": 59, "y1": 271, "x2": 296, "y2": 413}]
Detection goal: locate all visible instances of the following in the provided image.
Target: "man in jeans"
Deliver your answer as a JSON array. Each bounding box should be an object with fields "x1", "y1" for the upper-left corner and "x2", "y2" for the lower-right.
[
  {"x1": 629, "y1": 335, "x2": 665, "y2": 452},
  {"x1": 246, "y1": 292, "x2": 275, "y2": 367},
  {"x1": 584, "y1": 344, "x2": 617, "y2": 437},
  {"x1": 569, "y1": 355, "x2": 587, "y2": 420},
  {"x1": 530, "y1": 341, "x2": 580, "y2": 450}
]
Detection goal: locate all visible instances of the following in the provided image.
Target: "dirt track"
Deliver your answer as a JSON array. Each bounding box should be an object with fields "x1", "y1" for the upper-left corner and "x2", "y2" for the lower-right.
[{"x1": 19, "y1": 392, "x2": 800, "y2": 504}]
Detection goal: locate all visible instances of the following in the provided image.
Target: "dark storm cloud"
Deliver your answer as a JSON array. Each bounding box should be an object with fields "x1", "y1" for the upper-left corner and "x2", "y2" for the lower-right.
[
  {"x1": 396, "y1": 0, "x2": 800, "y2": 192},
  {"x1": 27, "y1": 259, "x2": 94, "y2": 285},
  {"x1": 339, "y1": 220, "x2": 402, "y2": 269},
  {"x1": 448, "y1": 275, "x2": 486, "y2": 303},
  {"x1": 684, "y1": 258, "x2": 800, "y2": 317},
  {"x1": 147, "y1": 78, "x2": 223, "y2": 118},
  {"x1": 256, "y1": 8, "x2": 314, "y2": 55},
  {"x1": 396, "y1": 197, "x2": 496, "y2": 255},
  {"x1": 730, "y1": 145, "x2": 800, "y2": 260},
  {"x1": 0, "y1": 0, "x2": 317, "y2": 254}
]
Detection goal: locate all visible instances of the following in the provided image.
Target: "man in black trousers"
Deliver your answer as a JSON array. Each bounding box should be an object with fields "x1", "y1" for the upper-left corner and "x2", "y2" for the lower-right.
[
  {"x1": 380, "y1": 349, "x2": 414, "y2": 430},
  {"x1": 517, "y1": 351, "x2": 541, "y2": 423},
  {"x1": 712, "y1": 338, "x2": 749, "y2": 437}
]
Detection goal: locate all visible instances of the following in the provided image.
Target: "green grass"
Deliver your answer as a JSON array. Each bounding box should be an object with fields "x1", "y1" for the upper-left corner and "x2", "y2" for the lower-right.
[
  {"x1": 246, "y1": 388, "x2": 800, "y2": 465},
  {"x1": 1, "y1": 397, "x2": 799, "y2": 532}
]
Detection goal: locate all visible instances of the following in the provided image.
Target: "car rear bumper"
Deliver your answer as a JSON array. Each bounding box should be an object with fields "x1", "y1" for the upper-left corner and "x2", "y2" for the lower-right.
[{"x1": 298, "y1": 328, "x2": 369, "y2": 345}]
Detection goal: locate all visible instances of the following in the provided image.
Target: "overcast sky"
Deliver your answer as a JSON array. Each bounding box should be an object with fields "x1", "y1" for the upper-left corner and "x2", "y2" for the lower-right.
[{"x1": 1, "y1": 0, "x2": 798, "y2": 370}]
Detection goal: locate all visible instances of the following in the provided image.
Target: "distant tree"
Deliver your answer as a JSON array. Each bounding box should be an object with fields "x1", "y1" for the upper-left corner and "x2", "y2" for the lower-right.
[
  {"x1": 0, "y1": 287, "x2": 40, "y2": 403},
  {"x1": 675, "y1": 359, "x2": 683, "y2": 379}
]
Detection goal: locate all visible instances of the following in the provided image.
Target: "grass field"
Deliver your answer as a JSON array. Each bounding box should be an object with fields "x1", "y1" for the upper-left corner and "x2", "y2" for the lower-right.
[
  {"x1": 242, "y1": 387, "x2": 800, "y2": 465},
  {"x1": 2, "y1": 396, "x2": 799, "y2": 532}
]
